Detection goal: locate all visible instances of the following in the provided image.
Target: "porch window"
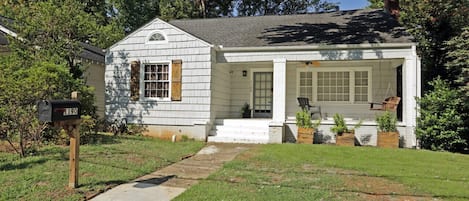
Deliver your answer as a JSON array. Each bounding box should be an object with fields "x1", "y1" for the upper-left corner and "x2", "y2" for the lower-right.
[
  {"x1": 298, "y1": 68, "x2": 371, "y2": 103},
  {"x1": 143, "y1": 63, "x2": 170, "y2": 99}
]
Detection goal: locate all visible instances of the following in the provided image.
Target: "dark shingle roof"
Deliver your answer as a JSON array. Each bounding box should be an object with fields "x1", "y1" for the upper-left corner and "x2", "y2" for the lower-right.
[
  {"x1": 0, "y1": 15, "x2": 104, "y2": 62},
  {"x1": 169, "y1": 9, "x2": 413, "y2": 47}
]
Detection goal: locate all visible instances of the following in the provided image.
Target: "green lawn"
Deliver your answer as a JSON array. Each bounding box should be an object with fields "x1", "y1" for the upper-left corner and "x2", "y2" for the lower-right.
[
  {"x1": 175, "y1": 144, "x2": 469, "y2": 201},
  {"x1": 0, "y1": 134, "x2": 204, "y2": 201}
]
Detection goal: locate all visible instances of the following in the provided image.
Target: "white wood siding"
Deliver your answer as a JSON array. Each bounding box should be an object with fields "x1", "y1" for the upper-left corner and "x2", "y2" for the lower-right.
[
  {"x1": 210, "y1": 62, "x2": 232, "y2": 119},
  {"x1": 106, "y1": 19, "x2": 212, "y2": 125},
  {"x1": 228, "y1": 63, "x2": 273, "y2": 117}
]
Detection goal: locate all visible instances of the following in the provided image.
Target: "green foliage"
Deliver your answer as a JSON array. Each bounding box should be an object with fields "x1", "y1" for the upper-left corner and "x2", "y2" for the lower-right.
[
  {"x1": 416, "y1": 78, "x2": 469, "y2": 152},
  {"x1": 237, "y1": 0, "x2": 339, "y2": 16},
  {"x1": 241, "y1": 102, "x2": 250, "y2": 113},
  {"x1": 80, "y1": 115, "x2": 97, "y2": 144},
  {"x1": 126, "y1": 123, "x2": 147, "y2": 135},
  {"x1": 400, "y1": 0, "x2": 469, "y2": 90},
  {"x1": 295, "y1": 109, "x2": 320, "y2": 128},
  {"x1": 376, "y1": 111, "x2": 397, "y2": 132},
  {"x1": 445, "y1": 26, "x2": 469, "y2": 88},
  {"x1": 366, "y1": 0, "x2": 384, "y2": 9},
  {"x1": 330, "y1": 113, "x2": 362, "y2": 134}
]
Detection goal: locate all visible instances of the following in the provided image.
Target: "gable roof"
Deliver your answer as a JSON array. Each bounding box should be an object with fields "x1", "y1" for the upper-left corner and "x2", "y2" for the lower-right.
[
  {"x1": 169, "y1": 9, "x2": 413, "y2": 48},
  {"x1": 0, "y1": 15, "x2": 104, "y2": 63}
]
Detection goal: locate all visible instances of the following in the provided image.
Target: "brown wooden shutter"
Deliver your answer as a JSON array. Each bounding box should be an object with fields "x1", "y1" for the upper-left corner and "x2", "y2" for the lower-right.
[
  {"x1": 171, "y1": 60, "x2": 182, "y2": 101},
  {"x1": 130, "y1": 61, "x2": 140, "y2": 101}
]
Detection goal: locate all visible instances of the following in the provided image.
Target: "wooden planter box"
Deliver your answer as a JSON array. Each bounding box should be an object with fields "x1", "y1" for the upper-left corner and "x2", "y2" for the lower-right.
[
  {"x1": 377, "y1": 131, "x2": 399, "y2": 148},
  {"x1": 297, "y1": 127, "x2": 314, "y2": 144},
  {"x1": 336, "y1": 132, "x2": 355, "y2": 146}
]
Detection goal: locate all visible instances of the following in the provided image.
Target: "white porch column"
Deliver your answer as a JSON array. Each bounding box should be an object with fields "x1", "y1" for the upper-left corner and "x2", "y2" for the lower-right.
[
  {"x1": 273, "y1": 58, "x2": 287, "y2": 123},
  {"x1": 402, "y1": 45, "x2": 420, "y2": 147}
]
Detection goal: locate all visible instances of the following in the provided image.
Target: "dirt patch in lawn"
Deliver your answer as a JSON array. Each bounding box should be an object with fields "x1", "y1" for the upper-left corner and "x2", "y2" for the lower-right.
[
  {"x1": 339, "y1": 174, "x2": 434, "y2": 200},
  {"x1": 0, "y1": 140, "x2": 17, "y2": 153}
]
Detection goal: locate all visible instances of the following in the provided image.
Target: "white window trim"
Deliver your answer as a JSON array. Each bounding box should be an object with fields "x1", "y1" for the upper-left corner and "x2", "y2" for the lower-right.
[
  {"x1": 140, "y1": 61, "x2": 172, "y2": 101},
  {"x1": 296, "y1": 67, "x2": 372, "y2": 104},
  {"x1": 146, "y1": 31, "x2": 168, "y2": 44}
]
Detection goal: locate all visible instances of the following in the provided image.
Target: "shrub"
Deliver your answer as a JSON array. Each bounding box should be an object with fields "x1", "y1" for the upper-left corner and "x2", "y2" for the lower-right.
[
  {"x1": 330, "y1": 113, "x2": 362, "y2": 134},
  {"x1": 416, "y1": 78, "x2": 469, "y2": 152},
  {"x1": 376, "y1": 111, "x2": 398, "y2": 132},
  {"x1": 296, "y1": 109, "x2": 320, "y2": 129}
]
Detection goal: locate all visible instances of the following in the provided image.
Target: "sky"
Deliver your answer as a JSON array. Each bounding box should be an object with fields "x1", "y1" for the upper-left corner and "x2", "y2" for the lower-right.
[{"x1": 337, "y1": 0, "x2": 370, "y2": 10}]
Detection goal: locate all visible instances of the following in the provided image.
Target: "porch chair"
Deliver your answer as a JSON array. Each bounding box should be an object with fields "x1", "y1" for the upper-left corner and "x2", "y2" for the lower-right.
[
  {"x1": 369, "y1": 96, "x2": 401, "y2": 112},
  {"x1": 297, "y1": 97, "x2": 322, "y2": 119}
]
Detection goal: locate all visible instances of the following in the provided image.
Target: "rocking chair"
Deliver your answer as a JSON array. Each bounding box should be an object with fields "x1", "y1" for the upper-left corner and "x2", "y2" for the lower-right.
[
  {"x1": 297, "y1": 97, "x2": 322, "y2": 119},
  {"x1": 369, "y1": 96, "x2": 401, "y2": 112}
]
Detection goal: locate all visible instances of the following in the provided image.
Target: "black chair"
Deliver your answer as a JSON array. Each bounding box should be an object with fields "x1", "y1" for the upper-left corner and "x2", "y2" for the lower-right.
[{"x1": 297, "y1": 97, "x2": 322, "y2": 119}]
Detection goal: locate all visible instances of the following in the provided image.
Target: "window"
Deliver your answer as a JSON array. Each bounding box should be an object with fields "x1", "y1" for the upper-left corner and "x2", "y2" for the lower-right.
[
  {"x1": 143, "y1": 63, "x2": 170, "y2": 98},
  {"x1": 146, "y1": 31, "x2": 167, "y2": 44},
  {"x1": 298, "y1": 68, "x2": 371, "y2": 103},
  {"x1": 317, "y1": 72, "x2": 350, "y2": 101}
]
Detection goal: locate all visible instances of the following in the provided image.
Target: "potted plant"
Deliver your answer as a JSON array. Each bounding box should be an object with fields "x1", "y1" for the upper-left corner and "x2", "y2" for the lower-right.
[
  {"x1": 376, "y1": 111, "x2": 399, "y2": 148},
  {"x1": 241, "y1": 102, "x2": 251, "y2": 118},
  {"x1": 330, "y1": 113, "x2": 362, "y2": 146},
  {"x1": 296, "y1": 109, "x2": 321, "y2": 144}
]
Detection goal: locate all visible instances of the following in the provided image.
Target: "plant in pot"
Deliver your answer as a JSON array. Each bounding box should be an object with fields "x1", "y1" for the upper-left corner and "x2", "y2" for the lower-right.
[
  {"x1": 241, "y1": 102, "x2": 251, "y2": 118},
  {"x1": 376, "y1": 111, "x2": 399, "y2": 148},
  {"x1": 296, "y1": 109, "x2": 321, "y2": 144},
  {"x1": 330, "y1": 113, "x2": 362, "y2": 146}
]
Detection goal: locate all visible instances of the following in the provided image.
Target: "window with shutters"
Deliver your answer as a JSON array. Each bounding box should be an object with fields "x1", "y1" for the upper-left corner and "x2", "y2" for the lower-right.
[
  {"x1": 142, "y1": 63, "x2": 170, "y2": 100},
  {"x1": 297, "y1": 67, "x2": 371, "y2": 103},
  {"x1": 138, "y1": 60, "x2": 182, "y2": 101}
]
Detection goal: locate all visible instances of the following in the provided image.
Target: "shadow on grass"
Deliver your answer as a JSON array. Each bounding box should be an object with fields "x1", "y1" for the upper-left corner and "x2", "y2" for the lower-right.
[
  {"x1": 83, "y1": 133, "x2": 121, "y2": 145},
  {"x1": 0, "y1": 157, "x2": 47, "y2": 171}
]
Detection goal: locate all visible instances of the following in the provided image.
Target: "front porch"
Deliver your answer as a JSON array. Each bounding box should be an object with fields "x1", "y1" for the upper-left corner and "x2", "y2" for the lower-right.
[{"x1": 209, "y1": 44, "x2": 420, "y2": 147}]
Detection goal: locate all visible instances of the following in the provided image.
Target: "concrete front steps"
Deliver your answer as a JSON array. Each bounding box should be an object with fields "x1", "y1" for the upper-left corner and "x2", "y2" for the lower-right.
[{"x1": 207, "y1": 119, "x2": 271, "y2": 144}]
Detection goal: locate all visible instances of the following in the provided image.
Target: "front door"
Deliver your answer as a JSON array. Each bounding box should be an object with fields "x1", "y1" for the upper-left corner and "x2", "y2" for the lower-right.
[{"x1": 253, "y1": 72, "x2": 273, "y2": 118}]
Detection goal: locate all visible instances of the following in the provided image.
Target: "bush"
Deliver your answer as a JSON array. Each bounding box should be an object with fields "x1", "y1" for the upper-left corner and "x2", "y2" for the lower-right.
[
  {"x1": 416, "y1": 78, "x2": 469, "y2": 152},
  {"x1": 376, "y1": 111, "x2": 397, "y2": 132}
]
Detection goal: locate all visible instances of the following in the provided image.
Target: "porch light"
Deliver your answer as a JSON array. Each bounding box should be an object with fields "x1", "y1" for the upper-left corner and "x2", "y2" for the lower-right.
[{"x1": 242, "y1": 70, "x2": 247, "y2": 77}]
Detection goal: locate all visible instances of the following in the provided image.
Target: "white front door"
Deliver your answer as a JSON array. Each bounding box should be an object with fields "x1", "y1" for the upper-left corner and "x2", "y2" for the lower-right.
[{"x1": 253, "y1": 72, "x2": 273, "y2": 118}]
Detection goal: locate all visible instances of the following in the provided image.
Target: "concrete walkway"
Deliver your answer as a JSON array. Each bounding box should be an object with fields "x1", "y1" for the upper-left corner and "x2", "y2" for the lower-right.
[{"x1": 91, "y1": 143, "x2": 254, "y2": 201}]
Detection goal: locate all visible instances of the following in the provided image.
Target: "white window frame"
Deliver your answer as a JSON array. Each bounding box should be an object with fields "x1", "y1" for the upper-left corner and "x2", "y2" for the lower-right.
[
  {"x1": 140, "y1": 61, "x2": 172, "y2": 101},
  {"x1": 296, "y1": 67, "x2": 372, "y2": 104},
  {"x1": 146, "y1": 31, "x2": 168, "y2": 44}
]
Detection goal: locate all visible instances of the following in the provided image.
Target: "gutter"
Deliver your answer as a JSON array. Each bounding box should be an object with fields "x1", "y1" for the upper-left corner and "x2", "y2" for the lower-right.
[{"x1": 215, "y1": 43, "x2": 417, "y2": 52}]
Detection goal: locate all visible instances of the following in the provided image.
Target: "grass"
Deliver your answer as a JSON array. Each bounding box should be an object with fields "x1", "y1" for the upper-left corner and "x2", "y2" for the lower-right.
[
  {"x1": 0, "y1": 134, "x2": 205, "y2": 201},
  {"x1": 175, "y1": 144, "x2": 469, "y2": 201}
]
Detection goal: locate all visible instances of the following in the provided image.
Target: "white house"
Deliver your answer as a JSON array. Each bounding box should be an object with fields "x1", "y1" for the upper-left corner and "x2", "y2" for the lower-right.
[{"x1": 105, "y1": 9, "x2": 421, "y2": 147}]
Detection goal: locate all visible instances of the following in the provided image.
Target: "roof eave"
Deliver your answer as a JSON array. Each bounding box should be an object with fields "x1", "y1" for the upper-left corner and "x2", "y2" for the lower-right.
[{"x1": 215, "y1": 43, "x2": 417, "y2": 52}]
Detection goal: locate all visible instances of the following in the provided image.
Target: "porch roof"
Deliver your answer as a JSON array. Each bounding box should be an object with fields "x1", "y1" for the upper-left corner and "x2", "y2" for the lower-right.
[{"x1": 169, "y1": 9, "x2": 414, "y2": 48}]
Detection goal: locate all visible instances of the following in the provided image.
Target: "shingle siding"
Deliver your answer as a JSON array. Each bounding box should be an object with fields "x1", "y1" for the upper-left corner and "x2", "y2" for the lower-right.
[{"x1": 106, "y1": 19, "x2": 212, "y2": 126}]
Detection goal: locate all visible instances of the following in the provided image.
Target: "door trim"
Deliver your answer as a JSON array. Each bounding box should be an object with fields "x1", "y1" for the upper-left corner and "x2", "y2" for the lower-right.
[
  {"x1": 250, "y1": 68, "x2": 274, "y2": 118},
  {"x1": 252, "y1": 71, "x2": 273, "y2": 118}
]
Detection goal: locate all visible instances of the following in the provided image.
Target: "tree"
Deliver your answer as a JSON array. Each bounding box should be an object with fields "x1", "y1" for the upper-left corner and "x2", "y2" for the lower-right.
[
  {"x1": 400, "y1": 0, "x2": 469, "y2": 90},
  {"x1": 367, "y1": 0, "x2": 384, "y2": 9},
  {"x1": 109, "y1": 0, "x2": 161, "y2": 33},
  {"x1": 159, "y1": 0, "x2": 194, "y2": 21},
  {"x1": 236, "y1": 0, "x2": 338, "y2": 16},
  {"x1": 445, "y1": 26, "x2": 469, "y2": 90},
  {"x1": 416, "y1": 78, "x2": 469, "y2": 152},
  {"x1": 0, "y1": 55, "x2": 77, "y2": 157}
]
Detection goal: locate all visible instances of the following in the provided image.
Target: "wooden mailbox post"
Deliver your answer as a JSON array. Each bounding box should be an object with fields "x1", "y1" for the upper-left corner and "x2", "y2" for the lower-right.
[{"x1": 38, "y1": 92, "x2": 81, "y2": 188}]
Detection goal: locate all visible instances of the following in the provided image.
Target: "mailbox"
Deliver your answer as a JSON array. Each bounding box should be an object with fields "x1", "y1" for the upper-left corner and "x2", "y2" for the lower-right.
[{"x1": 38, "y1": 100, "x2": 81, "y2": 122}]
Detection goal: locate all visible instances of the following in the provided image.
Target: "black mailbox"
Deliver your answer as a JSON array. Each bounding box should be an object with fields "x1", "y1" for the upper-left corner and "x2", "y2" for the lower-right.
[{"x1": 38, "y1": 100, "x2": 81, "y2": 122}]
